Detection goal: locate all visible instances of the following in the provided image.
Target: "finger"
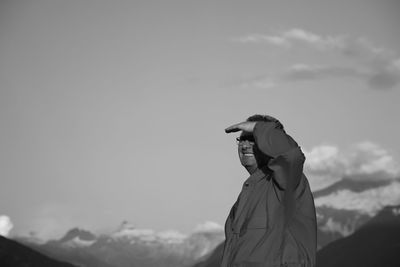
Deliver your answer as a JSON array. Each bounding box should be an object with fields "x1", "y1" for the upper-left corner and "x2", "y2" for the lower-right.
[
  {"x1": 224, "y1": 123, "x2": 243, "y2": 133},
  {"x1": 225, "y1": 127, "x2": 240, "y2": 133}
]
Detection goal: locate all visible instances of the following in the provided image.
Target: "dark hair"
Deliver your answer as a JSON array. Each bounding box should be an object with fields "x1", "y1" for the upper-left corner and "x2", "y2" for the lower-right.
[{"x1": 246, "y1": 114, "x2": 284, "y2": 130}]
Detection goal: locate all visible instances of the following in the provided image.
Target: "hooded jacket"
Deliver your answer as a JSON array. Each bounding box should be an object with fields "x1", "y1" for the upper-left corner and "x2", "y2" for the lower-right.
[{"x1": 221, "y1": 121, "x2": 317, "y2": 267}]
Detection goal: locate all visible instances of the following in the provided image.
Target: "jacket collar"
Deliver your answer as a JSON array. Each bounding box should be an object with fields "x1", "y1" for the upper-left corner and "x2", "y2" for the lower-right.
[{"x1": 243, "y1": 165, "x2": 271, "y2": 186}]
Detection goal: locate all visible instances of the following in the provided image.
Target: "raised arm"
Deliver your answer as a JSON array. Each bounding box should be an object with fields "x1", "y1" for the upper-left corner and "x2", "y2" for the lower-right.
[{"x1": 254, "y1": 121, "x2": 305, "y2": 191}]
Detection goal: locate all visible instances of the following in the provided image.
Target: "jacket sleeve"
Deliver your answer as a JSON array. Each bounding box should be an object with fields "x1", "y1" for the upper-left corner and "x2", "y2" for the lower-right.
[{"x1": 253, "y1": 121, "x2": 305, "y2": 191}]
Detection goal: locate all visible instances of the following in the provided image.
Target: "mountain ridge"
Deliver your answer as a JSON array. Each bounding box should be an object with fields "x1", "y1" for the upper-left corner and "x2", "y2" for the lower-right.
[{"x1": 19, "y1": 221, "x2": 225, "y2": 267}]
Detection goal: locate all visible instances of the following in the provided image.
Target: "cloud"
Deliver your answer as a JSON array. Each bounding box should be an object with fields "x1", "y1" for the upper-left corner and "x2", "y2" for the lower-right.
[
  {"x1": 283, "y1": 64, "x2": 363, "y2": 81},
  {"x1": 367, "y1": 65, "x2": 400, "y2": 89},
  {"x1": 236, "y1": 29, "x2": 400, "y2": 90},
  {"x1": 304, "y1": 142, "x2": 400, "y2": 190},
  {"x1": 304, "y1": 145, "x2": 345, "y2": 190},
  {"x1": 284, "y1": 63, "x2": 400, "y2": 90},
  {"x1": 345, "y1": 142, "x2": 400, "y2": 178},
  {"x1": 234, "y1": 34, "x2": 290, "y2": 47},
  {"x1": 247, "y1": 62, "x2": 400, "y2": 90},
  {"x1": 0, "y1": 215, "x2": 13, "y2": 237},
  {"x1": 235, "y1": 28, "x2": 344, "y2": 50},
  {"x1": 240, "y1": 76, "x2": 277, "y2": 89},
  {"x1": 314, "y1": 181, "x2": 400, "y2": 215},
  {"x1": 193, "y1": 221, "x2": 224, "y2": 233},
  {"x1": 157, "y1": 230, "x2": 187, "y2": 242}
]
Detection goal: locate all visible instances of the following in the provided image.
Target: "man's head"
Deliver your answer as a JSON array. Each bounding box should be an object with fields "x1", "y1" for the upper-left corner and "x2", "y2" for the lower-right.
[
  {"x1": 246, "y1": 114, "x2": 284, "y2": 130},
  {"x1": 237, "y1": 114, "x2": 282, "y2": 172}
]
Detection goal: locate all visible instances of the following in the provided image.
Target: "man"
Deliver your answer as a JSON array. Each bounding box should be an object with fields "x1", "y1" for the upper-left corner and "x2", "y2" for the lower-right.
[{"x1": 222, "y1": 115, "x2": 317, "y2": 267}]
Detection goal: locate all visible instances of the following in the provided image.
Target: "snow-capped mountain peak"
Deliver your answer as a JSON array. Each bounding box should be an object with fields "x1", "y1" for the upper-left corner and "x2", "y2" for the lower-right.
[
  {"x1": 112, "y1": 222, "x2": 156, "y2": 242},
  {"x1": 117, "y1": 220, "x2": 135, "y2": 231},
  {"x1": 63, "y1": 236, "x2": 96, "y2": 248},
  {"x1": 156, "y1": 230, "x2": 187, "y2": 244}
]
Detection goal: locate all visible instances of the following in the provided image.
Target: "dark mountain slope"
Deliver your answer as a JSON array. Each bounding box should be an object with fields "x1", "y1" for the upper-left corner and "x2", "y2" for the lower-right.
[
  {"x1": 0, "y1": 236, "x2": 76, "y2": 267},
  {"x1": 316, "y1": 205, "x2": 400, "y2": 267}
]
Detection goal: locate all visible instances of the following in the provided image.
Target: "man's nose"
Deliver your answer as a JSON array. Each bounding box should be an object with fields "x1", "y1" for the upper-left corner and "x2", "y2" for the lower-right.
[
  {"x1": 240, "y1": 142, "x2": 254, "y2": 148},
  {"x1": 243, "y1": 140, "x2": 255, "y2": 145}
]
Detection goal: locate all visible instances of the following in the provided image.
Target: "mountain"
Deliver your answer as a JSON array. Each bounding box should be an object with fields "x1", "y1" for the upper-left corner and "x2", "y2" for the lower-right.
[
  {"x1": 315, "y1": 205, "x2": 370, "y2": 248},
  {"x1": 58, "y1": 228, "x2": 96, "y2": 244},
  {"x1": 314, "y1": 178, "x2": 400, "y2": 216},
  {"x1": 314, "y1": 177, "x2": 400, "y2": 248},
  {"x1": 313, "y1": 177, "x2": 391, "y2": 198},
  {"x1": 0, "y1": 235, "x2": 76, "y2": 267},
  {"x1": 193, "y1": 243, "x2": 224, "y2": 267},
  {"x1": 316, "y1": 205, "x2": 400, "y2": 267},
  {"x1": 21, "y1": 221, "x2": 225, "y2": 267}
]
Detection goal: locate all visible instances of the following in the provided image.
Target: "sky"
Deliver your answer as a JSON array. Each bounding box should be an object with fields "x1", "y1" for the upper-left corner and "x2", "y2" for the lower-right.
[{"x1": 1, "y1": 0, "x2": 400, "y2": 240}]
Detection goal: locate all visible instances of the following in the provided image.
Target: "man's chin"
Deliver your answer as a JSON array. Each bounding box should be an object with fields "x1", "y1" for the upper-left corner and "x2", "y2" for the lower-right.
[{"x1": 240, "y1": 158, "x2": 257, "y2": 167}]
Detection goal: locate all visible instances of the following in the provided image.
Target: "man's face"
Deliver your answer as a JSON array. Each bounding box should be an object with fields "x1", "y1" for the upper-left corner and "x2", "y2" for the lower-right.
[{"x1": 237, "y1": 132, "x2": 257, "y2": 168}]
